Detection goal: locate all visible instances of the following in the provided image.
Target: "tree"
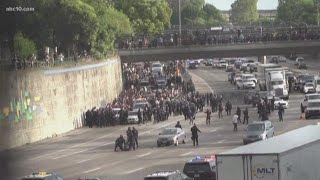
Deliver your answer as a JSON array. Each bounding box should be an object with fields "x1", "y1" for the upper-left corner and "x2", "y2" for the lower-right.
[
  {"x1": 168, "y1": 0, "x2": 191, "y2": 25},
  {"x1": 201, "y1": 4, "x2": 226, "y2": 26},
  {"x1": 181, "y1": 0, "x2": 205, "y2": 25},
  {"x1": 230, "y1": 0, "x2": 259, "y2": 25},
  {"x1": 0, "y1": 0, "x2": 132, "y2": 59},
  {"x1": 115, "y1": 0, "x2": 172, "y2": 35},
  {"x1": 13, "y1": 32, "x2": 37, "y2": 59},
  {"x1": 277, "y1": 0, "x2": 318, "y2": 25}
]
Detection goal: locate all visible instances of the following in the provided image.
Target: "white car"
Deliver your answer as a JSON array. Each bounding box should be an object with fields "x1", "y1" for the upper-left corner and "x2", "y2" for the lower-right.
[
  {"x1": 127, "y1": 110, "x2": 139, "y2": 124},
  {"x1": 157, "y1": 128, "x2": 186, "y2": 147},
  {"x1": 241, "y1": 74, "x2": 257, "y2": 84},
  {"x1": 233, "y1": 74, "x2": 243, "y2": 85},
  {"x1": 273, "y1": 97, "x2": 289, "y2": 109},
  {"x1": 294, "y1": 57, "x2": 304, "y2": 66},
  {"x1": 237, "y1": 79, "x2": 256, "y2": 89},
  {"x1": 301, "y1": 93, "x2": 320, "y2": 109},
  {"x1": 218, "y1": 60, "x2": 228, "y2": 69},
  {"x1": 152, "y1": 62, "x2": 163, "y2": 73},
  {"x1": 303, "y1": 82, "x2": 316, "y2": 94}
]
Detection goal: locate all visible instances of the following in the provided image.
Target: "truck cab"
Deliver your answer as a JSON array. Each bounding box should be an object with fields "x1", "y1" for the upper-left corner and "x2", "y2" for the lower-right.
[
  {"x1": 267, "y1": 69, "x2": 289, "y2": 100},
  {"x1": 314, "y1": 76, "x2": 320, "y2": 92}
]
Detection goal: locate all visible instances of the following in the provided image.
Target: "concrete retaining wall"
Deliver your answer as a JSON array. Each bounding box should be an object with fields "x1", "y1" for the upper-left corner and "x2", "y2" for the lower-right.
[{"x1": 0, "y1": 57, "x2": 122, "y2": 150}]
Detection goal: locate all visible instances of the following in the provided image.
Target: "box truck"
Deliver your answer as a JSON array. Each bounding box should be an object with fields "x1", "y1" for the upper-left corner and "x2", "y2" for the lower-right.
[
  {"x1": 216, "y1": 125, "x2": 320, "y2": 180},
  {"x1": 257, "y1": 63, "x2": 281, "y2": 91}
]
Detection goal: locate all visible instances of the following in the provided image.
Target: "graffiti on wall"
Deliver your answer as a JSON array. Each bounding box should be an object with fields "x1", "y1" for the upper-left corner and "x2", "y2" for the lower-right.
[{"x1": 0, "y1": 90, "x2": 43, "y2": 123}]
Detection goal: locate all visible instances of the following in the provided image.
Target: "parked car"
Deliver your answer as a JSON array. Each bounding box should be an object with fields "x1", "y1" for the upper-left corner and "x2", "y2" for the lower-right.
[
  {"x1": 303, "y1": 82, "x2": 316, "y2": 94},
  {"x1": 305, "y1": 100, "x2": 320, "y2": 119},
  {"x1": 294, "y1": 57, "x2": 304, "y2": 66},
  {"x1": 236, "y1": 79, "x2": 256, "y2": 89},
  {"x1": 271, "y1": 97, "x2": 289, "y2": 109},
  {"x1": 301, "y1": 93, "x2": 320, "y2": 111},
  {"x1": 241, "y1": 74, "x2": 257, "y2": 84},
  {"x1": 298, "y1": 63, "x2": 307, "y2": 69},
  {"x1": 218, "y1": 60, "x2": 228, "y2": 69},
  {"x1": 270, "y1": 56, "x2": 279, "y2": 63},
  {"x1": 157, "y1": 128, "x2": 186, "y2": 147},
  {"x1": 127, "y1": 110, "x2": 139, "y2": 124},
  {"x1": 243, "y1": 121, "x2": 274, "y2": 145}
]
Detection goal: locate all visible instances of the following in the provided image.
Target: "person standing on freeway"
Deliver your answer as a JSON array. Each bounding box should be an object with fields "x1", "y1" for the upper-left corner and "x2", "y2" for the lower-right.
[
  {"x1": 132, "y1": 127, "x2": 139, "y2": 148},
  {"x1": 175, "y1": 121, "x2": 182, "y2": 129},
  {"x1": 191, "y1": 123, "x2": 201, "y2": 146},
  {"x1": 232, "y1": 114, "x2": 238, "y2": 132},
  {"x1": 205, "y1": 109, "x2": 212, "y2": 125}
]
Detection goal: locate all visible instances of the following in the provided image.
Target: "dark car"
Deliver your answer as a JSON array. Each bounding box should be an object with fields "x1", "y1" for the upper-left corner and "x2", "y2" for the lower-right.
[
  {"x1": 183, "y1": 156, "x2": 216, "y2": 180},
  {"x1": 270, "y1": 56, "x2": 279, "y2": 63},
  {"x1": 298, "y1": 63, "x2": 307, "y2": 69}
]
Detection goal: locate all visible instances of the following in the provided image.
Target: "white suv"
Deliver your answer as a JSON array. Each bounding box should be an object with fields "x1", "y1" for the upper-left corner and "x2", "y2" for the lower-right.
[{"x1": 237, "y1": 79, "x2": 256, "y2": 89}]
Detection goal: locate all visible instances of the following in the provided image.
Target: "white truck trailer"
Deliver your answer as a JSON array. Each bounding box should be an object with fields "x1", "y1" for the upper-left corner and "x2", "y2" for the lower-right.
[
  {"x1": 216, "y1": 125, "x2": 320, "y2": 180},
  {"x1": 257, "y1": 63, "x2": 281, "y2": 91}
]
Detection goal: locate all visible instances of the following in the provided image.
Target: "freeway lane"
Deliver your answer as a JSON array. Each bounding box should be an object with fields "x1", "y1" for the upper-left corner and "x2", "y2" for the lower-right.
[{"x1": 3, "y1": 64, "x2": 320, "y2": 180}]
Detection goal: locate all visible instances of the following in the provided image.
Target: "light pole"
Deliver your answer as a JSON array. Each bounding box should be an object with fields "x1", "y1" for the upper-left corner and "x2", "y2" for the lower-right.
[
  {"x1": 317, "y1": 1, "x2": 319, "y2": 26},
  {"x1": 178, "y1": 0, "x2": 182, "y2": 46}
]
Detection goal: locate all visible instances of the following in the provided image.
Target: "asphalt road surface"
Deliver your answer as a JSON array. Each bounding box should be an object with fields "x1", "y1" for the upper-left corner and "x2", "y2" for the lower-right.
[{"x1": 2, "y1": 60, "x2": 320, "y2": 180}]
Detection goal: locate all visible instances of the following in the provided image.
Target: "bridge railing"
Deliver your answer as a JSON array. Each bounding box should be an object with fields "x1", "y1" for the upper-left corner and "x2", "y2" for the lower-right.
[{"x1": 117, "y1": 31, "x2": 320, "y2": 51}]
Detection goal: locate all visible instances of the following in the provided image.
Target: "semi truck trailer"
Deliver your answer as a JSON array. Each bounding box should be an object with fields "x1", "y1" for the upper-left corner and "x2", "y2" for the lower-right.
[{"x1": 216, "y1": 125, "x2": 320, "y2": 180}]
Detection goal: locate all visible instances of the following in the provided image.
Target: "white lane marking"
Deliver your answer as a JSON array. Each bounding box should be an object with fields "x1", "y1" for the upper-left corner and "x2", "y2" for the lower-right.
[
  {"x1": 52, "y1": 142, "x2": 113, "y2": 160},
  {"x1": 189, "y1": 72, "x2": 214, "y2": 93},
  {"x1": 180, "y1": 151, "x2": 193, "y2": 156},
  {"x1": 83, "y1": 167, "x2": 101, "y2": 174},
  {"x1": 30, "y1": 130, "x2": 119, "y2": 160},
  {"x1": 124, "y1": 167, "x2": 145, "y2": 174},
  {"x1": 217, "y1": 140, "x2": 225, "y2": 144},
  {"x1": 76, "y1": 159, "x2": 91, "y2": 164},
  {"x1": 137, "y1": 152, "x2": 151, "y2": 157},
  {"x1": 52, "y1": 118, "x2": 182, "y2": 160},
  {"x1": 210, "y1": 129, "x2": 217, "y2": 133}
]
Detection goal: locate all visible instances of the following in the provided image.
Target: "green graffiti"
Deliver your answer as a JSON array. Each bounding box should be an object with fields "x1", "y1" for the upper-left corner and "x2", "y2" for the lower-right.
[{"x1": 26, "y1": 113, "x2": 32, "y2": 121}]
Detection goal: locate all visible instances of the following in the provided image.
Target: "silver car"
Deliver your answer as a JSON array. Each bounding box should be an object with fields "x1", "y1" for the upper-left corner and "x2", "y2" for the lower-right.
[
  {"x1": 243, "y1": 121, "x2": 274, "y2": 145},
  {"x1": 157, "y1": 128, "x2": 186, "y2": 147}
]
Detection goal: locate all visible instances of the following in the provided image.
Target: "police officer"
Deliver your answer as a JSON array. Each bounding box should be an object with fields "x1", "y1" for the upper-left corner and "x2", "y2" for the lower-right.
[
  {"x1": 205, "y1": 109, "x2": 212, "y2": 125},
  {"x1": 243, "y1": 107, "x2": 249, "y2": 124},
  {"x1": 114, "y1": 135, "x2": 125, "y2": 152},
  {"x1": 175, "y1": 121, "x2": 182, "y2": 129},
  {"x1": 218, "y1": 103, "x2": 223, "y2": 119},
  {"x1": 137, "y1": 109, "x2": 142, "y2": 125},
  {"x1": 278, "y1": 103, "x2": 285, "y2": 122},
  {"x1": 126, "y1": 127, "x2": 135, "y2": 150},
  {"x1": 225, "y1": 101, "x2": 232, "y2": 116},
  {"x1": 271, "y1": 96, "x2": 275, "y2": 112},
  {"x1": 236, "y1": 107, "x2": 241, "y2": 122},
  {"x1": 191, "y1": 123, "x2": 201, "y2": 146},
  {"x1": 132, "y1": 127, "x2": 139, "y2": 148}
]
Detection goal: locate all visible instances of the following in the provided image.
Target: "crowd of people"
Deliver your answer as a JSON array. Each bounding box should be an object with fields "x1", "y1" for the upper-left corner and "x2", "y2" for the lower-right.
[
  {"x1": 83, "y1": 61, "x2": 197, "y2": 128},
  {"x1": 117, "y1": 26, "x2": 320, "y2": 49}
]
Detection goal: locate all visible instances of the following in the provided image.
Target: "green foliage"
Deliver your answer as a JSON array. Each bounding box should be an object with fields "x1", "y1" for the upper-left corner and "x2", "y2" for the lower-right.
[
  {"x1": 201, "y1": 4, "x2": 226, "y2": 26},
  {"x1": 1, "y1": 0, "x2": 132, "y2": 59},
  {"x1": 170, "y1": 0, "x2": 225, "y2": 27},
  {"x1": 277, "y1": 0, "x2": 318, "y2": 25},
  {"x1": 230, "y1": 0, "x2": 259, "y2": 25},
  {"x1": 115, "y1": 0, "x2": 172, "y2": 34},
  {"x1": 13, "y1": 32, "x2": 37, "y2": 59}
]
